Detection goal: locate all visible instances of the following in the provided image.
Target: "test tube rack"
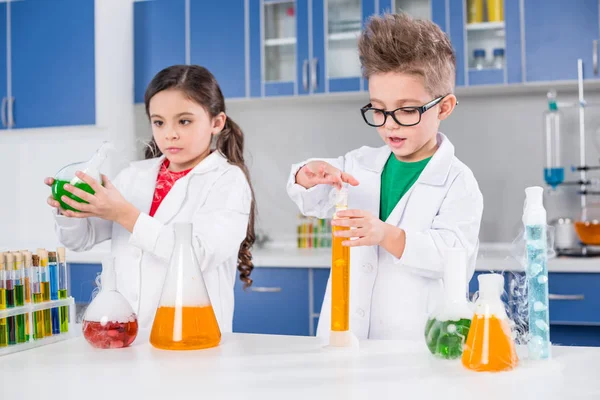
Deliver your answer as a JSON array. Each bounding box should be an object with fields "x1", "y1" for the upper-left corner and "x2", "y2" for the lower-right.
[{"x1": 0, "y1": 297, "x2": 77, "y2": 356}]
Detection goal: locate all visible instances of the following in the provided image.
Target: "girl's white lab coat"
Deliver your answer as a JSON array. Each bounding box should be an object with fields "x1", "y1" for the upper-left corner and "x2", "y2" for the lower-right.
[
  {"x1": 287, "y1": 133, "x2": 483, "y2": 340},
  {"x1": 54, "y1": 151, "x2": 252, "y2": 330}
]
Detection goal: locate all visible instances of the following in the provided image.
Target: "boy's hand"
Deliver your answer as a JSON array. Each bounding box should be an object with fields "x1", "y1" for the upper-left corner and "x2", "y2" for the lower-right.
[
  {"x1": 332, "y1": 209, "x2": 406, "y2": 258},
  {"x1": 295, "y1": 161, "x2": 359, "y2": 190}
]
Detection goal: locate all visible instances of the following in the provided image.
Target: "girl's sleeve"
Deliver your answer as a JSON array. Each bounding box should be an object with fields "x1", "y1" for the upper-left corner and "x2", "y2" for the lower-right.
[
  {"x1": 128, "y1": 168, "x2": 252, "y2": 271},
  {"x1": 53, "y1": 169, "x2": 130, "y2": 251}
]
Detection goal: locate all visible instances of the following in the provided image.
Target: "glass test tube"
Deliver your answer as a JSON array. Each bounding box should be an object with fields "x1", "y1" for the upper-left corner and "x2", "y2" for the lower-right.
[
  {"x1": 57, "y1": 247, "x2": 69, "y2": 333},
  {"x1": 5, "y1": 253, "x2": 16, "y2": 345},
  {"x1": 331, "y1": 188, "x2": 350, "y2": 332},
  {"x1": 31, "y1": 255, "x2": 45, "y2": 340},
  {"x1": 0, "y1": 253, "x2": 7, "y2": 347},
  {"x1": 14, "y1": 253, "x2": 26, "y2": 343},
  {"x1": 48, "y1": 251, "x2": 60, "y2": 334},
  {"x1": 38, "y1": 250, "x2": 52, "y2": 337}
]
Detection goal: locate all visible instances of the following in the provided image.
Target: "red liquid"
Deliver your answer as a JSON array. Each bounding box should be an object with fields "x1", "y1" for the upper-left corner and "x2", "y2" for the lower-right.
[{"x1": 82, "y1": 318, "x2": 139, "y2": 349}]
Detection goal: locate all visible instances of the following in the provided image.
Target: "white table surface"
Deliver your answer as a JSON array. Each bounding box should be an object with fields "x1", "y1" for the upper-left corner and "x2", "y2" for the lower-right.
[
  {"x1": 1, "y1": 331, "x2": 599, "y2": 400},
  {"x1": 65, "y1": 242, "x2": 600, "y2": 273}
]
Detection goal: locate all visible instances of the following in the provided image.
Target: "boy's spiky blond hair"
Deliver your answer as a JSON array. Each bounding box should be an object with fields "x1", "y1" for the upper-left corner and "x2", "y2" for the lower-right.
[{"x1": 358, "y1": 12, "x2": 456, "y2": 96}]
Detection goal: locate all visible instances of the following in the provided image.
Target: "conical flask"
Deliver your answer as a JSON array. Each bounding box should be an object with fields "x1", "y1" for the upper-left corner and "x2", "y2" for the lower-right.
[
  {"x1": 82, "y1": 257, "x2": 139, "y2": 349},
  {"x1": 52, "y1": 141, "x2": 113, "y2": 211},
  {"x1": 424, "y1": 248, "x2": 473, "y2": 359},
  {"x1": 150, "y1": 223, "x2": 221, "y2": 350},
  {"x1": 461, "y1": 273, "x2": 518, "y2": 372}
]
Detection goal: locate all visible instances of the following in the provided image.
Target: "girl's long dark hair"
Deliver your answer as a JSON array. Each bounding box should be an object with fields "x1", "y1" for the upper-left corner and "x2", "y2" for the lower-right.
[{"x1": 144, "y1": 65, "x2": 255, "y2": 288}]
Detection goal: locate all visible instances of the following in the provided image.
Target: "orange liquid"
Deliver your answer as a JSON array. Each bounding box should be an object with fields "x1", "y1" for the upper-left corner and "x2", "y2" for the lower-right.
[
  {"x1": 331, "y1": 225, "x2": 350, "y2": 331},
  {"x1": 150, "y1": 306, "x2": 221, "y2": 350},
  {"x1": 462, "y1": 315, "x2": 518, "y2": 372},
  {"x1": 574, "y1": 221, "x2": 600, "y2": 245}
]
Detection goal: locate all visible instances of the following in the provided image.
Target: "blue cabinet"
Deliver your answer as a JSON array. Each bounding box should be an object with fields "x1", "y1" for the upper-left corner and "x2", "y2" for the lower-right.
[
  {"x1": 0, "y1": 3, "x2": 6, "y2": 131},
  {"x1": 11, "y1": 0, "x2": 95, "y2": 128},
  {"x1": 233, "y1": 267, "x2": 310, "y2": 336},
  {"x1": 524, "y1": 0, "x2": 599, "y2": 82},
  {"x1": 68, "y1": 263, "x2": 101, "y2": 305},
  {"x1": 312, "y1": 268, "x2": 330, "y2": 334},
  {"x1": 190, "y1": 0, "x2": 247, "y2": 99},
  {"x1": 134, "y1": 0, "x2": 186, "y2": 103}
]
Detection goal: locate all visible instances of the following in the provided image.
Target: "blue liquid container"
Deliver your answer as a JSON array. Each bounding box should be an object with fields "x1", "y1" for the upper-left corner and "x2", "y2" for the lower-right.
[{"x1": 544, "y1": 167, "x2": 564, "y2": 188}]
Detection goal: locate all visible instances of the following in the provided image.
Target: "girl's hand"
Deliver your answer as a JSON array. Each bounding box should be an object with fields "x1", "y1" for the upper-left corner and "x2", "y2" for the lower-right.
[
  {"x1": 45, "y1": 177, "x2": 67, "y2": 214},
  {"x1": 60, "y1": 172, "x2": 140, "y2": 231},
  {"x1": 295, "y1": 161, "x2": 359, "y2": 190},
  {"x1": 331, "y1": 209, "x2": 387, "y2": 247}
]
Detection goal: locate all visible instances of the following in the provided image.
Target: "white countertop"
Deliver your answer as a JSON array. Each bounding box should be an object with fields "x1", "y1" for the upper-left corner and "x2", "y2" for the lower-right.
[
  {"x1": 65, "y1": 242, "x2": 600, "y2": 273},
  {"x1": 1, "y1": 331, "x2": 599, "y2": 399}
]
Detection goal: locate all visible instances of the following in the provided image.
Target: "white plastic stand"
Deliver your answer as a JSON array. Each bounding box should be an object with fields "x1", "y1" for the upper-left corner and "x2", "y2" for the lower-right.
[
  {"x1": 0, "y1": 297, "x2": 77, "y2": 356},
  {"x1": 324, "y1": 330, "x2": 360, "y2": 351}
]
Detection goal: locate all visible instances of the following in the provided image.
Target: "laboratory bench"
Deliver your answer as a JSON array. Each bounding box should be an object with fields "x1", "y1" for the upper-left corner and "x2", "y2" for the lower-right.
[
  {"x1": 65, "y1": 243, "x2": 600, "y2": 346},
  {"x1": 1, "y1": 331, "x2": 600, "y2": 399}
]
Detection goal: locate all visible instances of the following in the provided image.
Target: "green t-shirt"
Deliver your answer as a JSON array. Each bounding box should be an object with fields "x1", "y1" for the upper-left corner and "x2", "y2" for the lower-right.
[{"x1": 379, "y1": 154, "x2": 432, "y2": 221}]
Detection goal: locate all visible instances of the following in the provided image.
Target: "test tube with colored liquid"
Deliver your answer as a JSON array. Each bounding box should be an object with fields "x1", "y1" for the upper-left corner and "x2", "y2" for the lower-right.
[
  {"x1": 13, "y1": 253, "x2": 26, "y2": 343},
  {"x1": 38, "y1": 250, "x2": 52, "y2": 337},
  {"x1": 57, "y1": 247, "x2": 69, "y2": 333},
  {"x1": 31, "y1": 254, "x2": 45, "y2": 340},
  {"x1": 48, "y1": 251, "x2": 60, "y2": 334},
  {"x1": 22, "y1": 251, "x2": 32, "y2": 341},
  {"x1": 0, "y1": 253, "x2": 7, "y2": 347},
  {"x1": 5, "y1": 253, "x2": 16, "y2": 345}
]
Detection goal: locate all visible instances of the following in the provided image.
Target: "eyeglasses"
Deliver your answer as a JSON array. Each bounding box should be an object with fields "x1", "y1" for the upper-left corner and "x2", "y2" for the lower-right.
[{"x1": 360, "y1": 95, "x2": 448, "y2": 127}]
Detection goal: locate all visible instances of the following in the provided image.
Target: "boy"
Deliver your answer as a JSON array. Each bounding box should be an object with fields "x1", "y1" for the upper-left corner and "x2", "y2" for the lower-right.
[{"x1": 286, "y1": 13, "x2": 483, "y2": 340}]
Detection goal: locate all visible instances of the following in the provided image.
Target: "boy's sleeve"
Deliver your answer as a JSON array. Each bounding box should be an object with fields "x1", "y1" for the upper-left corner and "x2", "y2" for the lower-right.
[
  {"x1": 395, "y1": 170, "x2": 484, "y2": 280},
  {"x1": 129, "y1": 168, "x2": 252, "y2": 272},
  {"x1": 286, "y1": 155, "x2": 345, "y2": 219}
]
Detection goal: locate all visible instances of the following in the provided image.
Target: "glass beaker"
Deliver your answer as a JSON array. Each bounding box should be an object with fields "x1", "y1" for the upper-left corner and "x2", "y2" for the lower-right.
[
  {"x1": 51, "y1": 141, "x2": 113, "y2": 212},
  {"x1": 150, "y1": 223, "x2": 221, "y2": 350},
  {"x1": 462, "y1": 273, "x2": 518, "y2": 372},
  {"x1": 82, "y1": 257, "x2": 138, "y2": 349},
  {"x1": 424, "y1": 248, "x2": 472, "y2": 359},
  {"x1": 575, "y1": 203, "x2": 600, "y2": 245}
]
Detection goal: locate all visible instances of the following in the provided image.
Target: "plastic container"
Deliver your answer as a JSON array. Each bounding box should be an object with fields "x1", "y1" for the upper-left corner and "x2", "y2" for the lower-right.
[
  {"x1": 473, "y1": 49, "x2": 486, "y2": 70},
  {"x1": 493, "y1": 48, "x2": 505, "y2": 69},
  {"x1": 467, "y1": 0, "x2": 484, "y2": 23}
]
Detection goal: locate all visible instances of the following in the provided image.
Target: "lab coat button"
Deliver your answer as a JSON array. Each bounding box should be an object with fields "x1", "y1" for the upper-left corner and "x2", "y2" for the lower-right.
[
  {"x1": 356, "y1": 308, "x2": 365, "y2": 318},
  {"x1": 363, "y1": 263, "x2": 373, "y2": 272}
]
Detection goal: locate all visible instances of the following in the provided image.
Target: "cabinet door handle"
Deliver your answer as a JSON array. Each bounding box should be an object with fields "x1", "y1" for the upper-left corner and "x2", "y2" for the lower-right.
[
  {"x1": 311, "y1": 58, "x2": 318, "y2": 91},
  {"x1": 250, "y1": 286, "x2": 282, "y2": 293},
  {"x1": 594, "y1": 40, "x2": 598, "y2": 75},
  {"x1": 548, "y1": 294, "x2": 585, "y2": 301},
  {"x1": 302, "y1": 59, "x2": 309, "y2": 91},
  {"x1": 8, "y1": 97, "x2": 14, "y2": 128},
  {"x1": 1, "y1": 97, "x2": 7, "y2": 127}
]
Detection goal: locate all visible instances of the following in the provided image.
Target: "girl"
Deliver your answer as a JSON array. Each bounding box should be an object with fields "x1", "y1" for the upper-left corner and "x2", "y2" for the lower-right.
[{"x1": 44, "y1": 65, "x2": 256, "y2": 331}]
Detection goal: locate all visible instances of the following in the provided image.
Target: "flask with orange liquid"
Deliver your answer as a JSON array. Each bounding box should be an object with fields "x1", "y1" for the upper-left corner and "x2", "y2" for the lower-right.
[
  {"x1": 150, "y1": 223, "x2": 221, "y2": 350},
  {"x1": 462, "y1": 273, "x2": 518, "y2": 372},
  {"x1": 328, "y1": 186, "x2": 358, "y2": 348}
]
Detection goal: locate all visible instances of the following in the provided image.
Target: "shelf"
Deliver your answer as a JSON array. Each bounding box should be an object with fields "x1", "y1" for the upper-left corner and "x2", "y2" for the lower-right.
[
  {"x1": 467, "y1": 21, "x2": 505, "y2": 31},
  {"x1": 265, "y1": 37, "x2": 297, "y2": 47},
  {"x1": 328, "y1": 31, "x2": 360, "y2": 41}
]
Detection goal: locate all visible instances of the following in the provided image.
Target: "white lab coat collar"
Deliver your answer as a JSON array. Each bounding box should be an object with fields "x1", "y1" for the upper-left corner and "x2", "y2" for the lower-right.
[
  {"x1": 129, "y1": 150, "x2": 228, "y2": 176},
  {"x1": 355, "y1": 133, "x2": 455, "y2": 186}
]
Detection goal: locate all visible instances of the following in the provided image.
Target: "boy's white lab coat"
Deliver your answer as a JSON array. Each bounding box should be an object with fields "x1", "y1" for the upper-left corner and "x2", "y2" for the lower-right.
[
  {"x1": 287, "y1": 133, "x2": 483, "y2": 340},
  {"x1": 54, "y1": 151, "x2": 252, "y2": 331}
]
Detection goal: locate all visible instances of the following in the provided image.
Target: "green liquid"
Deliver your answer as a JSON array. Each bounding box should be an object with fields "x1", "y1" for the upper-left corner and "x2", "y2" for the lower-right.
[
  {"x1": 58, "y1": 289, "x2": 69, "y2": 333},
  {"x1": 51, "y1": 180, "x2": 96, "y2": 212},
  {"x1": 16, "y1": 314, "x2": 26, "y2": 343},
  {"x1": 0, "y1": 320, "x2": 6, "y2": 347},
  {"x1": 15, "y1": 284, "x2": 24, "y2": 306},
  {"x1": 41, "y1": 282, "x2": 52, "y2": 337},
  {"x1": 33, "y1": 293, "x2": 45, "y2": 340},
  {"x1": 425, "y1": 318, "x2": 471, "y2": 359}
]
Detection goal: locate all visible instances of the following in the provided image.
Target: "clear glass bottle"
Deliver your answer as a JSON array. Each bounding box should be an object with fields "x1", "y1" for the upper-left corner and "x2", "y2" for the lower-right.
[
  {"x1": 493, "y1": 48, "x2": 505, "y2": 69},
  {"x1": 462, "y1": 273, "x2": 518, "y2": 372},
  {"x1": 473, "y1": 49, "x2": 486, "y2": 70},
  {"x1": 150, "y1": 223, "x2": 221, "y2": 350},
  {"x1": 424, "y1": 248, "x2": 473, "y2": 359},
  {"x1": 82, "y1": 257, "x2": 138, "y2": 349},
  {"x1": 52, "y1": 141, "x2": 113, "y2": 212}
]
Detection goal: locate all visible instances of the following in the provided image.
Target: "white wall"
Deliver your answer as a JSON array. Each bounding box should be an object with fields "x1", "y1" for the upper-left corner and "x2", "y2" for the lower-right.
[
  {"x1": 0, "y1": 0, "x2": 135, "y2": 250},
  {"x1": 207, "y1": 85, "x2": 600, "y2": 245}
]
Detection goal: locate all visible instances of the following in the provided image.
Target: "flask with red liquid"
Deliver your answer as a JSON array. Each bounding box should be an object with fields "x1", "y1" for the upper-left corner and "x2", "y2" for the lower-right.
[{"x1": 82, "y1": 257, "x2": 138, "y2": 349}]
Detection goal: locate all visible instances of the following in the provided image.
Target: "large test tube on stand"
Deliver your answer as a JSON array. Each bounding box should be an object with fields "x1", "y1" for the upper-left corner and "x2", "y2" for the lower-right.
[
  {"x1": 543, "y1": 90, "x2": 564, "y2": 189},
  {"x1": 328, "y1": 186, "x2": 358, "y2": 348}
]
